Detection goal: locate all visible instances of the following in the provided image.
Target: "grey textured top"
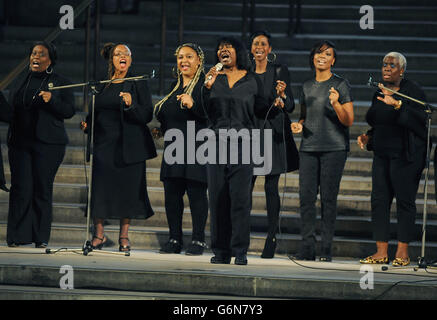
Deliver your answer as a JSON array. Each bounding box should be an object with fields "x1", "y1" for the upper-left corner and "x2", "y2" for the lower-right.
[{"x1": 299, "y1": 73, "x2": 353, "y2": 152}]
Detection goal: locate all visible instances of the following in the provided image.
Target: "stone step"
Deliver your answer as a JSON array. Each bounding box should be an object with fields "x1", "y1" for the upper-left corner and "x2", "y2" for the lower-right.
[
  {"x1": 1, "y1": 198, "x2": 436, "y2": 242},
  {"x1": 3, "y1": 42, "x2": 437, "y2": 73},
  {"x1": 1, "y1": 222, "x2": 436, "y2": 261},
  {"x1": 0, "y1": 181, "x2": 435, "y2": 217}
]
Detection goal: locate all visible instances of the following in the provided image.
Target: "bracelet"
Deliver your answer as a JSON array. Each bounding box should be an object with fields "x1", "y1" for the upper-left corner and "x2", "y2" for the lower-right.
[{"x1": 394, "y1": 100, "x2": 402, "y2": 110}]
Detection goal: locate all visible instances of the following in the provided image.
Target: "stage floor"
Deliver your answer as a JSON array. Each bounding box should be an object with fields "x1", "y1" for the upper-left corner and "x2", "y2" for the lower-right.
[{"x1": 0, "y1": 245, "x2": 436, "y2": 301}]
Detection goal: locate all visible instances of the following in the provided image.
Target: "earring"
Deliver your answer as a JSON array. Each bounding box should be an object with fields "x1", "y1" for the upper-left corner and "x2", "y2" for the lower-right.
[
  {"x1": 267, "y1": 52, "x2": 277, "y2": 63},
  {"x1": 46, "y1": 66, "x2": 53, "y2": 74}
]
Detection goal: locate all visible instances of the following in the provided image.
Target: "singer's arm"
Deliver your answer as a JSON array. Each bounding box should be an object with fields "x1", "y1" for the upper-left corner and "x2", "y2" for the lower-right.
[
  {"x1": 40, "y1": 75, "x2": 75, "y2": 120},
  {"x1": 329, "y1": 81, "x2": 354, "y2": 127},
  {"x1": 123, "y1": 80, "x2": 154, "y2": 124}
]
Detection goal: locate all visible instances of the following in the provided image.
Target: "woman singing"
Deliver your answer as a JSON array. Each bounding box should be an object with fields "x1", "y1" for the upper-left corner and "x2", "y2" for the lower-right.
[
  {"x1": 204, "y1": 37, "x2": 282, "y2": 265},
  {"x1": 290, "y1": 40, "x2": 354, "y2": 262},
  {"x1": 154, "y1": 43, "x2": 209, "y2": 255},
  {"x1": 81, "y1": 43, "x2": 156, "y2": 252},
  {"x1": 1, "y1": 41, "x2": 75, "y2": 248},
  {"x1": 249, "y1": 30, "x2": 299, "y2": 258},
  {"x1": 358, "y1": 52, "x2": 427, "y2": 267}
]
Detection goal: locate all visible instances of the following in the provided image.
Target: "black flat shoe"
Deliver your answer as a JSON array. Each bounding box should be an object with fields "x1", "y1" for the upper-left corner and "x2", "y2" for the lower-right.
[
  {"x1": 288, "y1": 252, "x2": 316, "y2": 261},
  {"x1": 119, "y1": 237, "x2": 131, "y2": 252},
  {"x1": 35, "y1": 242, "x2": 48, "y2": 248},
  {"x1": 235, "y1": 254, "x2": 248, "y2": 265},
  {"x1": 159, "y1": 239, "x2": 182, "y2": 254},
  {"x1": 185, "y1": 241, "x2": 207, "y2": 256},
  {"x1": 210, "y1": 255, "x2": 231, "y2": 264}
]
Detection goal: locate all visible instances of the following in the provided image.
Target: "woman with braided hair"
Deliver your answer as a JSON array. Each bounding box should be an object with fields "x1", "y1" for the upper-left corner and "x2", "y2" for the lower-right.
[{"x1": 155, "y1": 43, "x2": 209, "y2": 255}]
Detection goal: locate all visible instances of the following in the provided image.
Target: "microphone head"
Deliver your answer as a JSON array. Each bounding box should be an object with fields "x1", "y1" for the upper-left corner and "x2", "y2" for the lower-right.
[{"x1": 215, "y1": 63, "x2": 223, "y2": 71}]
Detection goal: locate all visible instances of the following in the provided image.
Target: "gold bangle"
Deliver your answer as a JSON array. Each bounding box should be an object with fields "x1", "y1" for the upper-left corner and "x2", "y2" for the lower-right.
[{"x1": 394, "y1": 100, "x2": 402, "y2": 110}]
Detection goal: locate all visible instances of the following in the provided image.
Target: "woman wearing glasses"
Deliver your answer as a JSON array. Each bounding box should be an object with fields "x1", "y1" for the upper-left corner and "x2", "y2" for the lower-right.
[
  {"x1": 358, "y1": 52, "x2": 428, "y2": 267},
  {"x1": 81, "y1": 43, "x2": 156, "y2": 252}
]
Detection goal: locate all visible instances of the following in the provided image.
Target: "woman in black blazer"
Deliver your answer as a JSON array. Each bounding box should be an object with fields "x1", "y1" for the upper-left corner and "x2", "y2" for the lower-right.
[
  {"x1": 81, "y1": 43, "x2": 157, "y2": 252},
  {"x1": 249, "y1": 31, "x2": 299, "y2": 258},
  {"x1": 0, "y1": 41, "x2": 75, "y2": 248}
]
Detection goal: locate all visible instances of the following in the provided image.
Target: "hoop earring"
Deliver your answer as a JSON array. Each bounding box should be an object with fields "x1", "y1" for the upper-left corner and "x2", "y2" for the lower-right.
[
  {"x1": 46, "y1": 66, "x2": 53, "y2": 75},
  {"x1": 267, "y1": 52, "x2": 277, "y2": 63},
  {"x1": 172, "y1": 66, "x2": 180, "y2": 79}
]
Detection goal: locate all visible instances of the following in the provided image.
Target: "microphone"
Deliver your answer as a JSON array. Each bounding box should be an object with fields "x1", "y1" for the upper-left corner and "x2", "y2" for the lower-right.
[
  {"x1": 205, "y1": 63, "x2": 223, "y2": 84},
  {"x1": 367, "y1": 76, "x2": 379, "y2": 88}
]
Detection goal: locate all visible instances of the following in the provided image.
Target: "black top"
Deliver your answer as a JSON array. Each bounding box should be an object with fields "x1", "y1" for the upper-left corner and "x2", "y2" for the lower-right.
[
  {"x1": 366, "y1": 78, "x2": 427, "y2": 160},
  {"x1": 252, "y1": 63, "x2": 299, "y2": 175},
  {"x1": 85, "y1": 73, "x2": 157, "y2": 164},
  {"x1": 13, "y1": 71, "x2": 49, "y2": 145},
  {"x1": 3, "y1": 70, "x2": 75, "y2": 147},
  {"x1": 156, "y1": 76, "x2": 208, "y2": 183},
  {"x1": 299, "y1": 73, "x2": 353, "y2": 152},
  {"x1": 202, "y1": 71, "x2": 271, "y2": 166}
]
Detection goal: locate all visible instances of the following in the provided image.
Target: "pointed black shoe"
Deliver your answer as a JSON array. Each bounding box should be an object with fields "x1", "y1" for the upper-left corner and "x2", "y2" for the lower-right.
[
  {"x1": 288, "y1": 249, "x2": 316, "y2": 261},
  {"x1": 210, "y1": 255, "x2": 231, "y2": 264},
  {"x1": 235, "y1": 254, "x2": 248, "y2": 265},
  {"x1": 261, "y1": 236, "x2": 277, "y2": 259}
]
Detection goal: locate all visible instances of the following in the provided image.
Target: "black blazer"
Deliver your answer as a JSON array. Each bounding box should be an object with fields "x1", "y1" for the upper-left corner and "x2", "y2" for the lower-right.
[
  {"x1": 253, "y1": 63, "x2": 299, "y2": 174},
  {"x1": 85, "y1": 74, "x2": 157, "y2": 164},
  {"x1": 4, "y1": 71, "x2": 75, "y2": 146}
]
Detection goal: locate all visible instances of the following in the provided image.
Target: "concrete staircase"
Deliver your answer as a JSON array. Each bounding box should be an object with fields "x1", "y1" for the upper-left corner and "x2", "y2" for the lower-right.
[{"x1": 1, "y1": 0, "x2": 437, "y2": 262}]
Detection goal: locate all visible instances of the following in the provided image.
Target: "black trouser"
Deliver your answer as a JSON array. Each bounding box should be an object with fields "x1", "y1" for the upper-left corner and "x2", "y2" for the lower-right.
[
  {"x1": 298, "y1": 151, "x2": 347, "y2": 254},
  {"x1": 163, "y1": 177, "x2": 208, "y2": 243},
  {"x1": 371, "y1": 148, "x2": 425, "y2": 244},
  {"x1": 7, "y1": 141, "x2": 65, "y2": 245},
  {"x1": 251, "y1": 174, "x2": 281, "y2": 238},
  {"x1": 207, "y1": 163, "x2": 253, "y2": 258}
]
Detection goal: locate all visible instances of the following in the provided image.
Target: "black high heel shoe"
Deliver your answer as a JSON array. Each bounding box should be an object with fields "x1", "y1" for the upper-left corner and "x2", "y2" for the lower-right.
[
  {"x1": 119, "y1": 237, "x2": 131, "y2": 252},
  {"x1": 261, "y1": 236, "x2": 277, "y2": 259},
  {"x1": 91, "y1": 235, "x2": 106, "y2": 250}
]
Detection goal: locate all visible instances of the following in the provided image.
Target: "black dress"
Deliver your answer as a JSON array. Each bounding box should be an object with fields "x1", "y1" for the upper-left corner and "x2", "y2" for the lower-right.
[{"x1": 90, "y1": 82, "x2": 155, "y2": 220}]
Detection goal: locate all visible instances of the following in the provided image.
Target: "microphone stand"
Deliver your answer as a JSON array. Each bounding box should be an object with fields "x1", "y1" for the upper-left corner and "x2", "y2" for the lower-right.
[
  {"x1": 367, "y1": 77, "x2": 437, "y2": 269},
  {"x1": 44, "y1": 73, "x2": 154, "y2": 257}
]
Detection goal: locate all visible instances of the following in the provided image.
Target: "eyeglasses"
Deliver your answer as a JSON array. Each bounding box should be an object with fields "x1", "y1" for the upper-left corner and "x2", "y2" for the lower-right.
[
  {"x1": 114, "y1": 51, "x2": 131, "y2": 57},
  {"x1": 383, "y1": 63, "x2": 397, "y2": 68}
]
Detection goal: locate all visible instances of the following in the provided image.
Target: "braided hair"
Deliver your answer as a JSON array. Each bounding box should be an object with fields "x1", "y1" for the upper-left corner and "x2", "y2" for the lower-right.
[{"x1": 154, "y1": 43, "x2": 205, "y2": 116}]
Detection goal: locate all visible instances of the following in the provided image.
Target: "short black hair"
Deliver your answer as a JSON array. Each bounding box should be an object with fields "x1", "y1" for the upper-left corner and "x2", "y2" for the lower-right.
[
  {"x1": 249, "y1": 30, "x2": 272, "y2": 47},
  {"x1": 29, "y1": 41, "x2": 58, "y2": 67},
  {"x1": 309, "y1": 40, "x2": 337, "y2": 70},
  {"x1": 215, "y1": 37, "x2": 251, "y2": 71}
]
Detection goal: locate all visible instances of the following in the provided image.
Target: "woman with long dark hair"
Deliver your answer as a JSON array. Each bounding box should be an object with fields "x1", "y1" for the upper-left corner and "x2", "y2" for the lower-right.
[
  {"x1": 81, "y1": 42, "x2": 156, "y2": 252},
  {"x1": 1, "y1": 41, "x2": 75, "y2": 248},
  {"x1": 154, "y1": 43, "x2": 209, "y2": 255},
  {"x1": 290, "y1": 40, "x2": 354, "y2": 262}
]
